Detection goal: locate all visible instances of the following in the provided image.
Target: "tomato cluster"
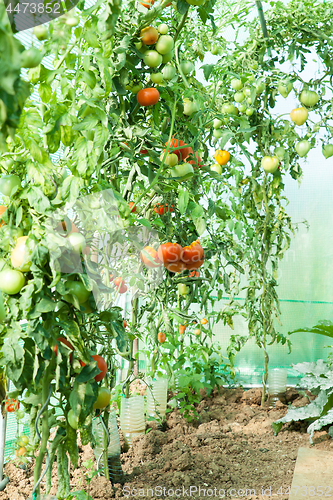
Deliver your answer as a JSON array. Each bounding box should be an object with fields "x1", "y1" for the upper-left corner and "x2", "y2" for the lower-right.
[{"x1": 140, "y1": 240, "x2": 204, "y2": 273}]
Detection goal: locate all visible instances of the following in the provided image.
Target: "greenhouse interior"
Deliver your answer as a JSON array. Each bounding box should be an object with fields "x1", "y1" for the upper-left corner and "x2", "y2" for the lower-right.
[{"x1": 1, "y1": 0, "x2": 333, "y2": 498}]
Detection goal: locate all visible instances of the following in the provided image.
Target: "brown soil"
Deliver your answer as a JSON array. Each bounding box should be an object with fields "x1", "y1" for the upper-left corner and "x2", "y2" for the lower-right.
[{"x1": 1, "y1": 387, "x2": 332, "y2": 500}]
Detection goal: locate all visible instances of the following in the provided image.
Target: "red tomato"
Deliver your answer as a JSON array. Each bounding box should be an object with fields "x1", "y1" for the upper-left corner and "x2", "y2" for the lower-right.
[
  {"x1": 164, "y1": 261, "x2": 186, "y2": 273},
  {"x1": 118, "y1": 284, "x2": 128, "y2": 294},
  {"x1": 5, "y1": 398, "x2": 20, "y2": 412},
  {"x1": 165, "y1": 139, "x2": 193, "y2": 162},
  {"x1": 184, "y1": 260, "x2": 204, "y2": 270},
  {"x1": 129, "y1": 202, "x2": 137, "y2": 213},
  {"x1": 154, "y1": 204, "x2": 174, "y2": 215},
  {"x1": 80, "y1": 354, "x2": 107, "y2": 382},
  {"x1": 157, "y1": 242, "x2": 183, "y2": 264},
  {"x1": 181, "y1": 240, "x2": 204, "y2": 264},
  {"x1": 123, "y1": 319, "x2": 127, "y2": 328},
  {"x1": 140, "y1": 148, "x2": 148, "y2": 155},
  {"x1": 137, "y1": 88, "x2": 160, "y2": 107},
  {"x1": 187, "y1": 152, "x2": 203, "y2": 170},
  {"x1": 140, "y1": 0, "x2": 154, "y2": 7},
  {"x1": 140, "y1": 246, "x2": 162, "y2": 268},
  {"x1": 114, "y1": 277, "x2": 125, "y2": 287},
  {"x1": 54, "y1": 337, "x2": 74, "y2": 362}
]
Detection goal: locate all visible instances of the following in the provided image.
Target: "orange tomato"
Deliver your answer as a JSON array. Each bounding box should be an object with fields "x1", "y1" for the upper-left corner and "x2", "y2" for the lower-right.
[
  {"x1": 184, "y1": 260, "x2": 204, "y2": 270},
  {"x1": 140, "y1": 246, "x2": 162, "y2": 268},
  {"x1": 140, "y1": 0, "x2": 154, "y2": 7},
  {"x1": 137, "y1": 88, "x2": 160, "y2": 107},
  {"x1": 16, "y1": 447, "x2": 27, "y2": 457},
  {"x1": 154, "y1": 203, "x2": 174, "y2": 215},
  {"x1": 194, "y1": 328, "x2": 201, "y2": 336},
  {"x1": 158, "y1": 331, "x2": 166, "y2": 343},
  {"x1": 200, "y1": 318, "x2": 208, "y2": 325},
  {"x1": 129, "y1": 202, "x2": 137, "y2": 213},
  {"x1": 123, "y1": 319, "x2": 127, "y2": 328},
  {"x1": 157, "y1": 242, "x2": 183, "y2": 264},
  {"x1": 0, "y1": 206, "x2": 7, "y2": 227},
  {"x1": 181, "y1": 240, "x2": 204, "y2": 265},
  {"x1": 140, "y1": 26, "x2": 159, "y2": 45},
  {"x1": 179, "y1": 325, "x2": 186, "y2": 334},
  {"x1": 190, "y1": 269, "x2": 200, "y2": 277},
  {"x1": 214, "y1": 149, "x2": 230, "y2": 166}
]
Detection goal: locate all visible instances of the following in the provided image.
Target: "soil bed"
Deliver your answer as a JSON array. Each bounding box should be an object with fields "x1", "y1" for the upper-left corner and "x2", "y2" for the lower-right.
[{"x1": 1, "y1": 387, "x2": 332, "y2": 500}]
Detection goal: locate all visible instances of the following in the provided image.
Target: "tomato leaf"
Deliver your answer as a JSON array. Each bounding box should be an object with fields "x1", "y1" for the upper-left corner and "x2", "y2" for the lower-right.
[
  {"x1": 176, "y1": 0, "x2": 189, "y2": 15},
  {"x1": 200, "y1": 64, "x2": 214, "y2": 81},
  {"x1": 178, "y1": 189, "x2": 189, "y2": 214}
]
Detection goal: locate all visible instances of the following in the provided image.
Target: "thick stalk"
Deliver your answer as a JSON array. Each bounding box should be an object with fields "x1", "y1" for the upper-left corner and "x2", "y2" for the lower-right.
[
  {"x1": 255, "y1": 1, "x2": 272, "y2": 57},
  {"x1": 33, "y1": 375, "x2": 51, "y2": 496},
  {"x1": 132, "y1": 297, "x2": 139, "y2": 376},
  {"x1": 125, "y1": 340, "x2": 134, "y2": 398}
]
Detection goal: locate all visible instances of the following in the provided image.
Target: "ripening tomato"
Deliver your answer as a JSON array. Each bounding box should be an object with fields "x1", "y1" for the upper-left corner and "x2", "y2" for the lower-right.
[
  {"x1": 158, "y1": 242, "x2": 183, "y2": 264},
  {"x1": 140, "y1": 0, "x2": 154, "y2": 7},
  {"x1": 93, "y1": 387, "x2": 111, "y2": 409},
  {"x1": 164, "y1": 261, "x2": 186, "y2": 273},
  {"x1": 214, "y1": 150, "x2": 230, "y2": 166},
  {"x1": 154, "y1": 203, "x2": 174, "y2": 215},
  {"x1": 161, "y1": 152, "x2": 178, "y2": 167},
  {"x1": 261, "y1": 156, "x2": 279, "y2": 174},
  {"x1": 17, "y1": 446, "x2": 27, "y2": 457},
  {"x1": 187, "y1": 152, "x2": 202, "y2": 170},
  {"x1": 184, "y1": 260, "x2": 204, "y2": 270},
  {"x1": 201, "y1": 318, "x2": 208, "y2": 325},
  {"x1": 123, "y1": 319, "x2": 127, "y2": 328},
  {"x1": 5, "y1": 399, "x2": 20, "y2": 412},
  {"x1": 179, "y1": 325, "x2": 186, "y2": 334},
  {"x1": 11, "y1": 236, "x2": 33, "y2": 272},
  {"x1": 118, "y1": 284, "x2": 128, "y2": 294},
  {"x1": 194, "y1": 328, "x2": 201, "y2": 336},
  {"x1": 0, "y1": 206, "x2": 7, "y2": 227},
  {"x1": 165, "y1": 138, "x2": 193, "y2": 161},
  {"x1": 158, "y1": 331, "x2": 166, "y2": 343},
  {"x1": 290, "y1": 107, "x2": 308, "y2": 126},
  {"x1": 137, "y1": 88, "x2": 160, "y2": 106},
  {"x1": 114, "y1": 277, "x2": 125, "y2": 287},
  {"x1": 129, "y1": 202, "x2": 137, "y2": 213},
  {"x1": 140, "y1": 26, "x2": 159, "y2": 45},
  {"x1": 181, "y1": 240, "x2": 204, "y2": 264},
  {"x1": 140, "y1": 246, "x2": 162, "y2": 268},
  {"x1": 113, "y1": 278, "x2": 128, "y2": 294},
  {"x1": 80, "y1": 354, "x2": 107, "y2": 382}
]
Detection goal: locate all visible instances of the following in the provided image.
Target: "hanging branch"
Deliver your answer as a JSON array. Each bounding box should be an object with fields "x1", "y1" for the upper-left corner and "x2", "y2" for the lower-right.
[{"x1": 255, "y1": 1, "x2": 272, "y2": 57}]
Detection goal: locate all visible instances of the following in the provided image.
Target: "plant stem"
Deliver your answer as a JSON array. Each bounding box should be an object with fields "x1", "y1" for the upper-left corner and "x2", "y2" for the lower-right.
[
  {"x1": 33, "y1": 376, "x2": 51, "y2": 497},
  {"x1": 132, "y1": 297, "x2": 139, "y2": 376}
]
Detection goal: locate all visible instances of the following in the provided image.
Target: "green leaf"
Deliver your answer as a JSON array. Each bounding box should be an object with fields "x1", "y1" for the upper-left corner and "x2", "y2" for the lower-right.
[
  {"x1": 200, "y1": 64, "x2": 214, "y2": 81},
  {"x1": 178, "y1": 189, "x2": 189, "y2": 214},
  {"x1": 194, "y1": 216, "x2": 206, "y2": 235},
  {"x1": 176, "y1": 0, "x2": 189, "y2": 15}
]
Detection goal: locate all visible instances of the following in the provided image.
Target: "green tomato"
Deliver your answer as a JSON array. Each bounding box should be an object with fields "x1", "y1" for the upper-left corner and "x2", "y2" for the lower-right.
[
  {"x1": 126, "y1": 81, "x2": 143, "y2": 94},
  {"x1": 300, "y1": 89, "x2": 319, "y2": 108},
  {"x1": 150, "y1": 72, "x2": 163, "y2": 84},
  {"x1": 234, "y1": 91, "x2": 245, "y2": 103},
  {"x1": 171, "y1": 163, "x2": 194, "y2": 180},
  {"x1": 161, "y1": 153, "x2": 178, "y2": 167},
  {"x1": 93, "y1": 387, "x2": 111, "y2": 409},
  {"x1": 183, "y1": 98, "x2": 199, "y2": 116},
  {"x1": 158, "y1": 23, "x2": 169, "y2": 35},
  {"x1": 68, "y1": 409, "x2": 79, "y2": 430},
  {"x1": 213, "y1": 129, "x2": 223, "y2": 139},
  {"x1": 162, "y1": 65, "x2": 176, "y2": 81},
  {"x1": 178, "y1": 283, "x2": 190, "y2": 295},
  {"x1": 246, "y1": 108, "x2": 254, "y2": 116},
  {"x1": 16, "y1": 410, "x2": 25, "y2": 420},
  {"x1": 186, "y1": 0, "x2": 206, "y2": 5},
  {"x1": 238, "y1": 104, "x2": 246, "y2": 113},
  {"x1": 64, "y1": 281, "x2": 90, "y2": 304},
  {"x1": 162, "y1": 50, "x2": 174, "y2": 64},
  {"x1": 246, "y1": 97, "x2": 253, "y2": 104},
  {"x1": 243, "y1": 87, "x2": 252, "y2": 97},
  {"x1": 274, "y1": 147, "x2": 285, "y2": 160},
  {"x1": 33, "y1": 25, "x2": 48, "y2": 41},
  {"x1": 221, "y1": 103, "x2": 237, "y2": 115},
  {"x1": 210, "y1": 164, "x2": 222, "y2": 175},
  {"x1": 231, "y1": 78, "x2": 243, "y2": 91},
  {"x1": 67, "y1": 232, "x2": 86, "y2": 253},
  {"x1": 20, "y1": 435, "x2": 29, "y2": 445},
  {"x1": 144, "y1": 50, "x2": 163, "y2": 68},
  {"x1": 261, "y1": 156, "x2": 279, "y2": 174},
  {"x1": 65, "y1": 16, "x2": 79, "y2": 27},
  {"x1": 180, "y1": 61, "x2": 194, "y2": 76},
  {"x1": 20, "y1": 48, "x2": 43, "y2": 68},
  {"x1": 213, "y1": 118, "x2": 223, "y2": 129},
  {"x1": 295, "y1": 140, "x2": 311, "y2": 157},
  {"x1": 277, "y1": 80, "x2": 293, "y2": 98},
  {"x1": 322, "y1": 144, "x2": 333, "y2": 159},
  {"x1": 256, "y1": 81, "x2": 265, "y2": 94},
  {"x1": 0, "y1": 175, "x2": 21, "y2": 197},
  {"x1": 0, "y1": 269, "x2": 25, "y2": 295},
  {"x1": 155, "y1": 35, "x2": 174, "y2": 55}
]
